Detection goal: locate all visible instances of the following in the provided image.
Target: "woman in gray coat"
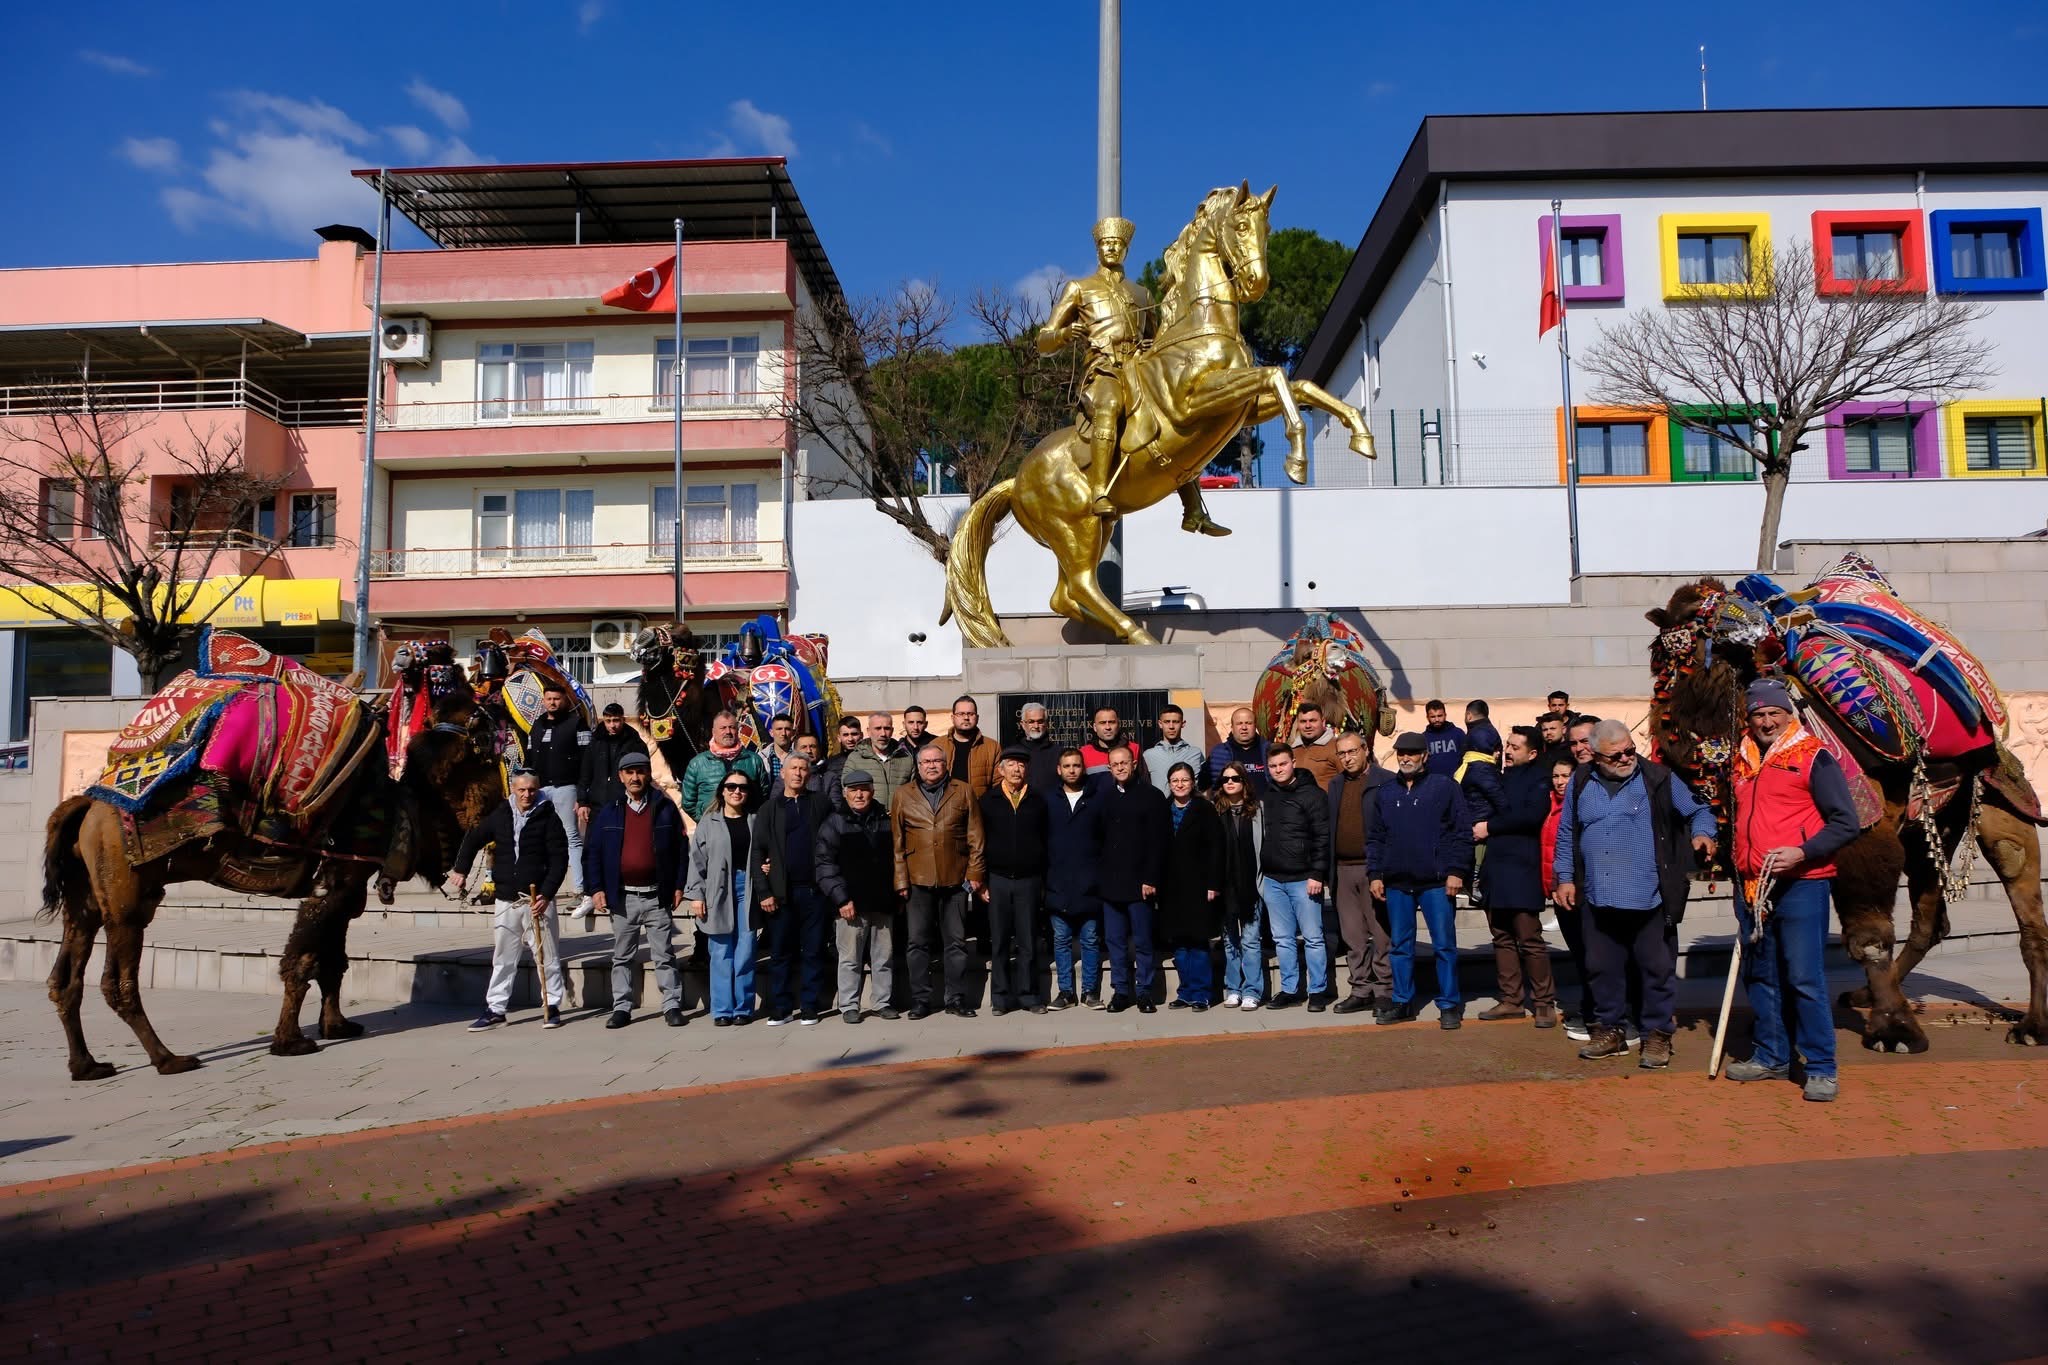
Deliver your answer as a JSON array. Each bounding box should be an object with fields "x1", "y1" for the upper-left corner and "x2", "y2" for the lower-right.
[{"x1": 685, "y1": 769, "x2": 760, "y2": 1024}]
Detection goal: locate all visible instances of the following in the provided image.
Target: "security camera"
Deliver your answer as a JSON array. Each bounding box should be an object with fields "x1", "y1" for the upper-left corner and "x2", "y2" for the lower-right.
[
  {"x1": 1469, "y1": 350, "x2": 1486, "y2": 363},
  {"x1": 907, "y1": 631, "x2": 927, "y2": 644}
]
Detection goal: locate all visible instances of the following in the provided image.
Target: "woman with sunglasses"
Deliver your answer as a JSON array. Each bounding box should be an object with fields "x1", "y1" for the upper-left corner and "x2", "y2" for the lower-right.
[
  {"x1": 1212, "y1": 765, "x2": 1265, "y2": 1010},
  {"x1": 685, "y1": 771, "x2": 761, "y2": 1025}
]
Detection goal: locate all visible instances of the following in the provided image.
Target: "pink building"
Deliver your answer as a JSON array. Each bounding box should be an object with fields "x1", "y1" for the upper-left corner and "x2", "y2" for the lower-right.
[{"x1": 358, "y1": 159, "x2": 842, "y2": 682}]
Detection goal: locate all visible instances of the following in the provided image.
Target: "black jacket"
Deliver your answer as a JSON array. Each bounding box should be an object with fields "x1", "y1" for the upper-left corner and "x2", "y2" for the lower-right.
[
  {"x1": 577, "y1": 724, "x2": 642, "y2": 810},
  {"x1": 751, "y1": 788, "x2": 834, "y2": 904},
  {"x1": 1565, "y1": 760, "x2": 1700, "y2": 923},
  {"x1": 815, "y1": 801, "x2": 895, "y2": 916},
  {"x1": 524, "y1": 711, "x2": 589, "y2": 789},
  {"x1": 1018, "y1": 734, "x2": 1064, "y2": 796},
  {"x1": 1043, "y1": 783, "x2": 1105, "y2": 916},
  {"x1": 1365, "y1": 772, "x2": 1475, "y2": 889},
  {"x1": 978, "y1": 785, "x2": 1051, "y2": 879},
  {"x1": 1260, "y1": 771, "x2": 1329, "y2": 880},
  {"x1": 1326, "y1": 764, "x2": 1393, "y2": 881},
  {"x1": 582, "y1": 796, "x2": 688, "y2": 908},
  {"x1": 1478, "y1": 761, "x2": 1552, "y2": 909},
  {"x1": 454, "y1": 797, "x2": 570, "y2": 901},
  {"x1": 1158, "y1": 797, "x2": 1224, "y2": 945},
  {"x1": 1095, "y1": 777, "x2": 1168, "y2": 903}
]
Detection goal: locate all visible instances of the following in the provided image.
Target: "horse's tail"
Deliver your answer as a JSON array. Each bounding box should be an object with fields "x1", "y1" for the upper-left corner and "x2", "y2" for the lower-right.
[
  {"x1": 939, "y1": 480, "x2": 1015, "y2": 648},
  {"x1": 41, "y1": 796, "x2": 92, "y2": 924}
]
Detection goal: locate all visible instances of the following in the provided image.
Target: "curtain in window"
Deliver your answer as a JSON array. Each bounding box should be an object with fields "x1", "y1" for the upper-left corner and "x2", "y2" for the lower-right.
[
  {"x1": 732, "y1": 337, "x2": 760, "y2": 400},
  {"x1": 729, "y1": 483, "x2": 758, "y2": 550},
  {"x1": 652, "y1": 485, "x2": 677, "y2": 556},
  {"x1": 1979, "y1": 230, "x2": 2018, "y2": 279},
  {"x1": 684, "y1": 485, "x2": 727, "y2": 555},
  {"x1": 1578, "y1": 424, "x2": 1647, "y2": 477},
  {"x1": 565, "y1": 490, "x2": 593, "y2": 553},
  {"x1": 655, "y1": 339, "x2": 677, "y2": 408},
  {"x1": 1565, "y1": 236, "x2": 1602, "y2": 287},
  {"x1": 1966, "y1": 416, "x2": 2033, "y2": 471},
  {"x1": 479, "y1": 344, "x2": 514, "y2": 418},
  {"x1": 1711, "y1": 236, "x2": 1748, "y2": 284},
  {"x1": 1862, "y1": 232, "x2": 1901, "y2": 280},
  {"x1": 685, "y1": 339, "x2": 729, "y2": 405},
  {"x1": 1677, "y1": 236, "x2": 1709, "y2": 284},
  {"x1": 515, "y1": 489, "x2": 559, "y2": 558}
]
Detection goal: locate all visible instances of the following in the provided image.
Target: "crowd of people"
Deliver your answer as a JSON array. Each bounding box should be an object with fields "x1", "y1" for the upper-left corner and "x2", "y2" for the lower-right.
[{"x1": 446, "y1": 684, "x2": 1854, "y2": 1102}]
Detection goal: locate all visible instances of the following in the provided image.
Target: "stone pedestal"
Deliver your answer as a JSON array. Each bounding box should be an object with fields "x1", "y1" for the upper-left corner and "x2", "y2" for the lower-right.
[{"x1": 961, "y1": 645, "x2": 1205, "y2": 695}]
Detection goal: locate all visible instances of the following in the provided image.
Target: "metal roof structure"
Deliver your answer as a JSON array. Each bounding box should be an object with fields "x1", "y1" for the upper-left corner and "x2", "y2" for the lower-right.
[
  {"x1": 0, "y1": 319, "x2": 368, "y2": 396},
  {"x1": 353, "y1": 157, "x2": 843, "y2": 306}
]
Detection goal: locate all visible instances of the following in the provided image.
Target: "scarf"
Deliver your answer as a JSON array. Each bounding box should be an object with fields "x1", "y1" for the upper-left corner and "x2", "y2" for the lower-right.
[{"x1": 707, "y1": 736, "x2": 744, "y2": 761}]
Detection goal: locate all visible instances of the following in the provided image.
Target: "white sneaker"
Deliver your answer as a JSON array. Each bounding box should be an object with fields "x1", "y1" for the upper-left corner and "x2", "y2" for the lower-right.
[
  {"x1": 1624, "y1": 1025, "x2": 1642, "y2": 1049},
  {"x1": 575, "y1": 895, "x2": 596, "y2": 922},
  {"x1": 1563, "y1": 1017, "x2": 1591, "y2": 1042},
  {"x1": 1240, "y1": 998, "x2": 1260, "y2": 1012},
  {"x1": 1223, "y1": 992, "x2": 1242, "y2": 1009}
]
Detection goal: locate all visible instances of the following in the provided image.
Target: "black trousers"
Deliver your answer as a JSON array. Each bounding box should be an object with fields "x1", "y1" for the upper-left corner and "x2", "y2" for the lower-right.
[
  {"x1": 1582, "y1": 905, "x2": 1676, "y2": 1034},
  {"x1": 1558, "y1": 900, "x2": 1645, "y2": 1024},
  {"x1": 987, "y1": 873, "x2": 1043, "y2": 1007},
  {"x1": 906, "y1": 884, "x2": 969, "y2": 1007}
]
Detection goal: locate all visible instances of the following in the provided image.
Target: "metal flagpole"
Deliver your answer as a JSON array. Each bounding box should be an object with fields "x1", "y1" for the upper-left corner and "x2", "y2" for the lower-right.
[
  {"x1": 672, "y1": 218, "x2": 686, "y2": 626},
  {"x1": 1096, "y1": 0, "x2": 1125, "y2": 611},
  {"x1": 352, "y1": 171, "x2": 390, "y2": 680},
  {"x1": 1553, "y1": 199, "x2": 1583, "y2": 582}
]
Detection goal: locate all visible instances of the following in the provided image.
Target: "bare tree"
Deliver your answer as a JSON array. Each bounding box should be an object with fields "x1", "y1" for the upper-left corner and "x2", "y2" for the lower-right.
[
  {"x1": 787, "y1": 282, "x2": 1082, "y2": 562},
  {"x1": 0, "y1": 379, "x2": 295, "y2": 688},
  {"x1": 1578, "y1": 239, "x2": 1996, "y2": 569}
]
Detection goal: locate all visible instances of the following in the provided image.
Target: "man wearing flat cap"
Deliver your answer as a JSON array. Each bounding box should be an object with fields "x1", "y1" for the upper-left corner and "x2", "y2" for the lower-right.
[
  {"x1": 585, "y1": 749, "x2": 690, "y2": 1028},
  {"x1": 1366, "y1": 731, "x2": 1474, "y2": 1029},
  {"x1": 977, "y1": 745, "x2": 1051, "y2": 1015}
]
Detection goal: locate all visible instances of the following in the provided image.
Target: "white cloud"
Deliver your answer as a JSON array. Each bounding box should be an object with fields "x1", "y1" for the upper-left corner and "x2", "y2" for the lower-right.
[
  {"x1": 725, "y1": 99, "x2": 797, "y2": 158},
  {"x1": 578, "y1": 0, "x2": 606, "y2": 31},
  {"x1": 405, "y1": 78, "x2": 469, "y2": 132},
  {"x1": 1011, "y1": 264, "x2": 1070, "y2": 307},
  {"x1": 435, "y1": 137, "x2": 490, "y2": 166},
  {"x1": 227, "y1": 91, "x2": 370, "y2": 144},
  {"x1": 118, "y1": 136, "x2": 181, "y2": 172},
  {"x1": 852, "y1": 121, "x2": 893, "y2": 156},
  {"x1": 385, "y1": 124, "x2": 434, "y2": 159},
  {"x1": 81, "y1": 50, "x2": 153, "y2": 77}
]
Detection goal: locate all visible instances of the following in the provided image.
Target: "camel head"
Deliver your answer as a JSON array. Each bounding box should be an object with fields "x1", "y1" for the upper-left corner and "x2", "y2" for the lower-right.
[
  {"x1": 1644, "y1": 575, "x2": 1773, "y2": 793},
  {"x1": 398, "y1": 694, "x2": 507, "y2": 885}
]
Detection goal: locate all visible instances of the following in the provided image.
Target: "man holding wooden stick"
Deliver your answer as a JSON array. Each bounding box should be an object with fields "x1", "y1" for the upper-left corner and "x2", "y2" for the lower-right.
[
  {"x1": 448, "y1": 769, "x2": 571, "y2": 1031},
  {"x1": 1722, "y1": 679, "x2": 1862, "y2": 1102}
]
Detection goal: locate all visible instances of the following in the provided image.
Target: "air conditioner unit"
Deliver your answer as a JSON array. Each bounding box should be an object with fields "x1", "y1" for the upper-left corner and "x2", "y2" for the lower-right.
[
  {"x1": 590, "y1": 617, "x2": 643, "y2": 655},
  {"x1": 380, "y1": 317, "x2": 431, "y2": 364}
]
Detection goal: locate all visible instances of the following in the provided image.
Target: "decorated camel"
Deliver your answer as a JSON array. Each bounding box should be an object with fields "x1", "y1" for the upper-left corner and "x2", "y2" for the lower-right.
[
  {"x1": 1251, "y1": 612, "x2": 1396, "y2": 752},
  {"x1": 41, "y1": 630, "x2": 504, "y2": 1079},
  {"x1": 1645, "y1": 555, "x2": 2046, "y2": 1050}
]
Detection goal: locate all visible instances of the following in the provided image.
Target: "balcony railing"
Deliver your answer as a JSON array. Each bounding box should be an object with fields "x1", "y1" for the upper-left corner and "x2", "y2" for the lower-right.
[
  {"x1": 378, "y1": 391, "x2": 778, "y2": 430},
  {"x1": 148, "y1": 528, "x2": 282, "y2": 555},
  {"x1": 368, "y1": 539, "x2": 780, "y2": 579},
  {"x1": 0, "y1": 378, "x2": 364, "y2": 428}
]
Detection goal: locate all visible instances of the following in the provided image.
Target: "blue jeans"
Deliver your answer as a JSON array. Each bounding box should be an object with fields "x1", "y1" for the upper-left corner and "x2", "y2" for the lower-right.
[
  {"x1": 1222, "y1": 916, "x2": 1265, "y2": 1002},
  {"x1": 1049, "y1": 907, "x2": 1103, "y2": 998},
  {"x1": 1174, "y1": 946, "x2": 1214, "y2": 1004},
  {"x1": 1737, "y1": 878, "x2": 1836, "y2": 1078},
  {"x1": 705, "y1": 928, "x2": 757, "y2": 1021},
  {"x1": 1387, "y1": 884, "x2": 1461, "y2": 1013},
  {"x1": 1260, "y1": 877, "x2": 1328, "y2": 996},
  {"x1": 1103, "y1": 899, "x2": 1157, "y2": 999},
  {"x1": 762, "y1": 884, "x2": 831, "y2": 1016}
]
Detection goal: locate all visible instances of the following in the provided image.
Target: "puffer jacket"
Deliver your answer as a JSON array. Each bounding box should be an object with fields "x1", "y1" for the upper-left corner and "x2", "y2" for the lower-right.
[
  {"x1": 1259, "y1": 770, "x2": 1329, "y2": 880},
  {"x1": 815, "y1": 800, "x2": 895, "y2": 916}
]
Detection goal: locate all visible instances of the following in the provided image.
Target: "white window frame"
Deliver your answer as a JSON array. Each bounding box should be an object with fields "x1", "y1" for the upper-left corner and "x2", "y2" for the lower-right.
[
  {"x1": 654, "y1": 335, "x2": 763, "y2": 410},
  {"x1": 477, "y1": 340, "x2": 596, "y2": 419},
  {"x1": 287, "y1": 491, "x2": 338, "y2": 548},
  {"x1": 474, "y1": 486, "x2": 597, "y2": 565}
]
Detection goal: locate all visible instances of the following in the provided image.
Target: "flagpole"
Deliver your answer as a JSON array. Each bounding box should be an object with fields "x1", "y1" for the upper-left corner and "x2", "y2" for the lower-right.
[
  {"x1": 352, "y1": 170, "x2": 389, "y2": 681},
  {"x1": 1553, "y1": 199, "x2": 1582, "y2": 582},
  {"x1": 672, "y1": 217, "x2": 686, "y2": 627}
]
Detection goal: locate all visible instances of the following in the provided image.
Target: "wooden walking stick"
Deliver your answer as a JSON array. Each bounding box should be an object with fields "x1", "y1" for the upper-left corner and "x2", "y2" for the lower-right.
[
  {"x1": 1709, "y1": 868, "x2": 1775, "y2": 1079},
  {"x1": 526, "y1": 883, "x2": 553, "y2": 1012}
]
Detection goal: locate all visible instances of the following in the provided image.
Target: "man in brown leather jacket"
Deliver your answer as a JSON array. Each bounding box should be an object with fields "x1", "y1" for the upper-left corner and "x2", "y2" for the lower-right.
[{"x1": 891, "y1": 744, "x2": 987, "y2": 1019}]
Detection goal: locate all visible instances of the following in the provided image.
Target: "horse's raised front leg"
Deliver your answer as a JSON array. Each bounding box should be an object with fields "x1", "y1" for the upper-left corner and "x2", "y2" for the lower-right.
[{"x1": 1289, "y1": 378, "x2": 1377, "y2": 461}]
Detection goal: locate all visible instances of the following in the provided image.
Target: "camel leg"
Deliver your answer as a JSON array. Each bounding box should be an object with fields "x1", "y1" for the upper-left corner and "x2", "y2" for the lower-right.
[
  {"x1": 271, "y1": 890, "x2": 327, "y2": 1057},
  {"x1": 1976, "y1": 804, "x2": 2047, "y2": 1045},
  {"x1": 49, "y1": 902, "x2": 113, "y2": 1082},
  {"x1": 99, "y1": 910, "x2": 200, "y2": 1075},
  {"x1": 316, "y1": 873, "x2": 370, "y2": 1041},
  {"x1": 1830, "y1": 828, "x2": 1923, "y2": 1053}
]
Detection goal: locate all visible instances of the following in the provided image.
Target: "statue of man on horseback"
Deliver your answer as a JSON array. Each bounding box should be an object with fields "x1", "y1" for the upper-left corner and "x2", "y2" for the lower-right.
[{"x1": 946, "y1": 181, "x2": 1380, "y2": 648}]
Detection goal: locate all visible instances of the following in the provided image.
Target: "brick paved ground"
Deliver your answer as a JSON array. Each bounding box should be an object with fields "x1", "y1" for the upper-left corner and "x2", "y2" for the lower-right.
[{"x1": 2, "y1": 1019, "x2": 2044, "y2": 1364}]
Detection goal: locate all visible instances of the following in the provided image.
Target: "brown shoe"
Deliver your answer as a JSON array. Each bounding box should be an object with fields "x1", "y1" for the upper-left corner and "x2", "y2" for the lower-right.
[
  {"x1": 1477, "y1": 1002, "x2": 1528, "y2": 1022},
  {"x1": 1532, "y1": 1003, "x2": 1558, "y2": 1029},
  {"x1": 1638, "y1": 1029, "x2": 1675, "y2": 1069},
  {"x1": 1578, "y1": 1025, "x2": 1629, "y2": 1060}
]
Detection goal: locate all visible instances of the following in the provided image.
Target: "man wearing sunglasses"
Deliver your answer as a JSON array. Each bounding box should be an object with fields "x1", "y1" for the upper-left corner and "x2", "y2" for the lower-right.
[{"x1": 1553, "y1": 719, "x2": 1717, "y2": 1069}]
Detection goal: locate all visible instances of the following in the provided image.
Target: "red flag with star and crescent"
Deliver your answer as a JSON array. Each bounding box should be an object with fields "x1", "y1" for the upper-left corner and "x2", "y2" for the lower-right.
[
  {"x1": 1539, "y1": 237, "x2": 1564, "y2": 338},
  {"x1": 602, "y1": 254, "x2": 676, "y2": 312}
]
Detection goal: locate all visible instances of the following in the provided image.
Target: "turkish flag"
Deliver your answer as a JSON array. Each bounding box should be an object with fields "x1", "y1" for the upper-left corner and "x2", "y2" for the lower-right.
[
  {"x1": 602, "y1": 254, "x2": 676, "y2": 312},
  {"x1": 1539, "y1": 238, "x2": 1564, "y2": 338}
]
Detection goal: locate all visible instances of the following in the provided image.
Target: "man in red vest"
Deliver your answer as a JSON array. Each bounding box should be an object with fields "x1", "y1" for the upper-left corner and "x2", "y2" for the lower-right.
[{"x1": 1725, "y1": 678, "x2": 1861, "y2": 1102}]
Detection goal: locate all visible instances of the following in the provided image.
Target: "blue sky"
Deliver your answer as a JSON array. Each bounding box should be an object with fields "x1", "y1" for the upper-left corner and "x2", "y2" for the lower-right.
[{"x1": 6, "y1": 1, "x2": 2047, "y2": 309}]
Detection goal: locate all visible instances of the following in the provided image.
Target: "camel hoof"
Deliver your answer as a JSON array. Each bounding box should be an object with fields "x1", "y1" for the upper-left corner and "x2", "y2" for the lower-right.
[
  {"x1": 1862, "y1": 1010, "x2": 1930, "y2": 1055},
  {"x1": 320, "y1": 1018, "x2": 366, "y2": 1040},
  {"x1": 269, "y1": 1036, "x2": 321, "y2": 1058},
  {"x1": 155, "y1": 1054, "x2": 202, "y2": 1076},
  {"x1": 1838, "y1": 986, "x2": 1874, "y2": 1009},
  {"x1": 70, "y1": 1060, "x2": 117, "y2": 1082},
  {"x1": 2008, "y1": 1015, "x2": 2048, "y2": 1046}
]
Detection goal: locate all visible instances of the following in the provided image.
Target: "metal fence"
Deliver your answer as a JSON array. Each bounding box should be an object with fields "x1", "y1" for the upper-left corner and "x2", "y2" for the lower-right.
[
  {"x1": 368, "y1": 539, "x2": 779, "y2": 579},
  {"x1": 379, "y1": 391, "x2": 779, "y2": 430},
  {"x1": 0, "y1": 378, "x2": 364, "y2": 428}
]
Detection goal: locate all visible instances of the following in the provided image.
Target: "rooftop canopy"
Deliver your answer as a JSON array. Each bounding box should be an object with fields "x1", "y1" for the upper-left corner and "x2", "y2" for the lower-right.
[
  {"x1": 0, "y1": 319, "x2": 367, "y2": 396},
  {"x1": 353, "y1": 157, "x2": 842, "y2": 307}
]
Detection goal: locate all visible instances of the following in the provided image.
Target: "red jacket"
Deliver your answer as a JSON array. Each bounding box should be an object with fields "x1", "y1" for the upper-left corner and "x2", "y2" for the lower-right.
[
  {"x1": 1540, "y1": 789, "x2": 1563, "y2": 898},
  {"x1": 1731, "y1": 727, "x2": 1858, "y2": 885},
  {"x1": 1080, "y1": 738, "x2": 1142, "y2": 778}
]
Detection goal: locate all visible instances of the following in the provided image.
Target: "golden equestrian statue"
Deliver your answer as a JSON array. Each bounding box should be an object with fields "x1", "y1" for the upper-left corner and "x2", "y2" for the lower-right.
[{"x1": 942, "y1": 183, "x2": 1377, "y2": 648}]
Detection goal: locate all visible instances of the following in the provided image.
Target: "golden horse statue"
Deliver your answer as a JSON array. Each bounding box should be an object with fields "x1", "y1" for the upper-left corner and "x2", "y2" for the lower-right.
[{"x1": 942, "y1": 182, "x2": 1377, "y2": 647}]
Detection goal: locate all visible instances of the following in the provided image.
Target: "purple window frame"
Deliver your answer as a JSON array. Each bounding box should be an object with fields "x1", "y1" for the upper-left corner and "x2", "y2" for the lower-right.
[
  {"x1": 1538, "y1": 214, "x2": 1625, "y2": 303},
  {"x1": 1825, "y1": 401, "x2": 1939, "y2": 480}
]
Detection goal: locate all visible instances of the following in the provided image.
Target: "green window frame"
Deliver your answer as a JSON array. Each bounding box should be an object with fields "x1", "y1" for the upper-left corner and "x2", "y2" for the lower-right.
[{"x1": 1669, "y1": 405, "x2": 1772, "y2": 483}]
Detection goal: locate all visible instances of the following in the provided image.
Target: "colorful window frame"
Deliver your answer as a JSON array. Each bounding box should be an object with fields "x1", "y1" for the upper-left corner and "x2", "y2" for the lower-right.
[
  {"x1": 1669, "y1": 404, "x2": 1773, "y2": 482},
  {"x1": 1811, "y1": 210, "x2": 1926, "y2": 296},
  {"x1": 1553, "y1": 406, "x2": 1669, "y2": 483},
  {"x1": 1942, "y1": 399, "x2": 2047, "y2": 478},
  {"x1": 1824, "y1": 401, "x2": 1938, "y2": 480},
  {"x1": 1538, "y1": 214, "x2": 1625, "y2": 304},
  {"x1": 1930, "y1": 209, "x2": 2046, "y2": 295},
  {"x1": 1658, "y1": 212, "x2": 1772, "y2": 300}
]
